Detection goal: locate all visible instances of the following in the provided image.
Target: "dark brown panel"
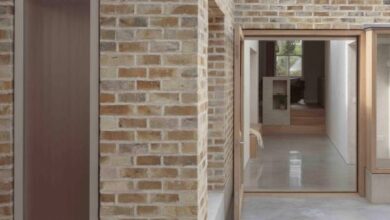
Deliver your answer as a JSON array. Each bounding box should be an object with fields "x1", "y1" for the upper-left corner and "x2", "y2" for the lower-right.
[
  {"x1": 24, "y1": 0, "x2": 90, "y2": 219},
  {"x1": 265, "y1": 42, "x2": 275, "y2": 76}
]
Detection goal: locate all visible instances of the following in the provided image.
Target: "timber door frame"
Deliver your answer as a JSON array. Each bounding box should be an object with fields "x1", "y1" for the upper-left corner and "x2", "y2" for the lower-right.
[
  {"x1": 233, "y1": 29, "x2": 367, "y2": 209},
  {"x1": 233, "y1": 26, "x2": 245, "y2": 220},
  {"x1": 365, "y1": 28, "x2": 390, "y2": 174}
]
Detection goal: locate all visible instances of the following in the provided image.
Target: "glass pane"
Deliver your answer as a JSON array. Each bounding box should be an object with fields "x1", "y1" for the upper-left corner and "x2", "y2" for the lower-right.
[
  {"x1": 276, "y1": 56, "x2": 288, "y2": 76},
  {"x1": 276, "y1": 41, "x2": 302, "y2": 56},
  {"x1": 289, "y1": 56, "x2": 302, "y2": 77},
  {"x1": 376, "y1": 34, "x2": 390, "y2": 169}
]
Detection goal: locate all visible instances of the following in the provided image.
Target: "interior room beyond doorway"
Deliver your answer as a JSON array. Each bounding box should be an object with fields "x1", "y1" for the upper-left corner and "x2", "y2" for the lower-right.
[{"x1": 242, "y1": 37, "x2": 358, "y2": 192}]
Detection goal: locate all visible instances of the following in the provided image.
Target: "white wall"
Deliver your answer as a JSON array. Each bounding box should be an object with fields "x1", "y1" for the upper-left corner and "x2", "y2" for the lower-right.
[
  {"x1": 325, "y1": 40, "x2": 357, "y2": 165},
  {"x1": 244, "y1": 40, "x2": 259, "y2": 167}
]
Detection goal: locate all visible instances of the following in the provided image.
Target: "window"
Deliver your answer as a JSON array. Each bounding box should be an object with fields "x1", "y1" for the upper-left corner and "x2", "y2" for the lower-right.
[{"x1": 275, "y1": 41, "x2": 302, "y2": 77}]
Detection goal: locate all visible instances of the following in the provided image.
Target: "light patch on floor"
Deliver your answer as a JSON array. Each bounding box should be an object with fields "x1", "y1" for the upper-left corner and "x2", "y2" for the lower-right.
[
  {"x1": 244, "y1": 134, "x2": 356, "y2": 192},
  {"x1": 242, "y1": 195, "x2": 390, "y2": 220}
]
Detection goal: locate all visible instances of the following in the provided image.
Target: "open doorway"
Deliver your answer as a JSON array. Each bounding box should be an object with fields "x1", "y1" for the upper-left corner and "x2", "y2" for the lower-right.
[{"x1": 242, "y1": 37, "x2": 358, "y2": 192}]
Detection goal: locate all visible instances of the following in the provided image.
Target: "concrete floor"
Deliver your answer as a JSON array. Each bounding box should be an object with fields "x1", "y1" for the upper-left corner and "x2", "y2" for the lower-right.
[
  {"x1": 242, "y1": 195, "x2": 390, "y2": 220},
  {"x1": 244, "y1": 134, "x2": 356, "y2": 192}
]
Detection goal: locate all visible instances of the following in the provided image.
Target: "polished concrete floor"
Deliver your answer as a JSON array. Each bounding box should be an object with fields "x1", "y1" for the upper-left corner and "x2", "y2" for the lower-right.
[
  {"x1": 244, "y1": 134, "x2": 356, "y2": 192},
  {"x1": 243, "y1": 195, "x2": 390, "y2": 220}
]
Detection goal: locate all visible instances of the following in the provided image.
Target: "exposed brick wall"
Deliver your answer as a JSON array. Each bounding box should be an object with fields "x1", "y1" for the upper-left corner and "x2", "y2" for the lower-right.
[
  {"x1": 207, "y1": 15, "x2": 234, "y2": 192},
  {"x1": 197, "y1": 0, "x2": 209, "y2": 219},
  {"x1": 207, "y1": 0, "x2": 234, "y2": 201},
  {"x1": 206, "y1": 2, "x2": 235, "y2": 215},
  {"x1": 0, "y1": 1, "x2": 13, "y2": 218},
  {"x1": 99, "y1": 0, "x2": 208, "y2": 219},
  {"x1": 235, "y1": 0, "x2": 390, "y2": 29},
  {"x1": 222, "y1": 1, "x2": 234, "y2": 201},
  {"x1": 207, "y1": 16, "x2": 226, "y2": 190}
]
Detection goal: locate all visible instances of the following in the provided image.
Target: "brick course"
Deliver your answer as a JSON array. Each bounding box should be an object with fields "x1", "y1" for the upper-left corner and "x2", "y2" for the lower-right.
[{"x1": 235, "y1": 0, "x2": 390, "y2": 29}]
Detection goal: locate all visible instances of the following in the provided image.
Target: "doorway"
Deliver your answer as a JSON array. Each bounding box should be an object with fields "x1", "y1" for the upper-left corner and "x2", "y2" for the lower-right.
[
  {"x1": 243, "y1": 37, "x2": 358, "y2": 192},
  {"x1": 233, "y1": 30, "x2": 367, "y2": 219}
]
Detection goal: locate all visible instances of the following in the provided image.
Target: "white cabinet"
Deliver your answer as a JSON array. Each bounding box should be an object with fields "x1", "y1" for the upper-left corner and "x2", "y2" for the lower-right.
[{"x1": 263, "y1": 77, "x2": 290, "y2": 125}]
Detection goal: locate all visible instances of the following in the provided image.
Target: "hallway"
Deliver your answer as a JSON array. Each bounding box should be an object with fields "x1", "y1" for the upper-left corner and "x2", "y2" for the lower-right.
[
  {"x1": 242, "y1": 195, "x2": 390, "y2": 220},
  {"x1": 244, "y1": 134, "x2": 356, "y2": 192}
]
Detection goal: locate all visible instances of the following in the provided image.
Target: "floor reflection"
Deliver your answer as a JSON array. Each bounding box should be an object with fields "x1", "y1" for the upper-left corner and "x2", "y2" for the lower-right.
[
  {"x1": 244, "y1": 134, "x2": 356, "y2": 192},
  {"x1": 243, "y1": 195, "x2": 390, "y2": 220},
  {"x1": 288, "y1": 150, "x2": 302, "y2": 187}
]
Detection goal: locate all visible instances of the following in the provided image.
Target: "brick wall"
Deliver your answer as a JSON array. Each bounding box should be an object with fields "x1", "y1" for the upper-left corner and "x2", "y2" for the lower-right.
[
  {"x1": 207, "y1": 16, "x2": 226, "y2": 190},
  {"x1": 197, "y1": 0, "x2": 209, "y2": 219},
  {"x1": 206, "y1": 2, "x2": 235, "y2": 216},
  {"x1": 0, "y1": 0, "x2": 13, "y2": 219},
  {"x1": 99, "y1": 0, "x2": 208, "y2": 219},
  {"x1": 222, "y1": 1, "x2": 234, "y2": 203},
  {"x1": 207, "y1": 0, "x2": 235, "y2": 206},
  {"x1": 207, "y1": 16, "x2": 234, "y2": 192},
  {"x1": 235, "y1": 0, "x2": 390, "y2": 29}
]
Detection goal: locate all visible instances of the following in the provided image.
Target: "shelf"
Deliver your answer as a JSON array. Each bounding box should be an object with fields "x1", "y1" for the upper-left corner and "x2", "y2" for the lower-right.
[{"x1": 273, "y1": 80, "x2": 288, "y2": 110}]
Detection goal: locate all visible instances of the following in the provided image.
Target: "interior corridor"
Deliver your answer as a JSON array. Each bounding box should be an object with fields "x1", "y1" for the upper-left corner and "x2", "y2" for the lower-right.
[{"x1": 244, "y1": 134, "x2": 356, "y2": 192}]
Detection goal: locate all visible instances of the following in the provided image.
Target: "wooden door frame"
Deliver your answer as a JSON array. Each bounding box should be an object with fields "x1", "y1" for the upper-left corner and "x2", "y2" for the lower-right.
[
  {"x1": 234, "y1": 29, "x2": 367, "y2": 197},
  {"x1": 233, "y1": 26, "x2": 244, "y2": 220},
  {"x1": 365, "y1": 29, "x2": 390, "y2": 174}
]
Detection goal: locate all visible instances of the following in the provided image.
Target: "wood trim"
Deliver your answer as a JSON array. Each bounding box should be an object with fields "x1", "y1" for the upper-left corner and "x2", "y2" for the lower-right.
[
  {"x1": 243, "y1": 29, "x2": 364, "y2": 37},
  {"x1": 366, "y1": 30, "x2": 375, "y2": 173},
  {"x1": 357, "y1": 31, "x2": 366, "y2": 196},
  {"x1": 233, "y1": 25, "x2": 244, "y2": 220},
  {"x1": 365, "y1": 29, "x2": 390, "y2": 34},
  {"x1": 366, "y1": 29, "x2": 390, "y2": 174},
  {"x1": 238, "y1": 29, "x2": 367, "y2": 196}
]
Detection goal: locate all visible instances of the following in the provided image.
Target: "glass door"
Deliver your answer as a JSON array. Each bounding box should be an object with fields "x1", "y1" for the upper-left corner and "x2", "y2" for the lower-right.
[{"x1": 367, "y1": 28, "x2": 390, "y2": 173}]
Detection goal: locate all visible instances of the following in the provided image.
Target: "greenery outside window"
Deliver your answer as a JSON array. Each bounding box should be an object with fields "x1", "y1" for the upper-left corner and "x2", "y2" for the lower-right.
[{"x1": 275, "y1": 41, "x2": 302, "y2": 77}]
